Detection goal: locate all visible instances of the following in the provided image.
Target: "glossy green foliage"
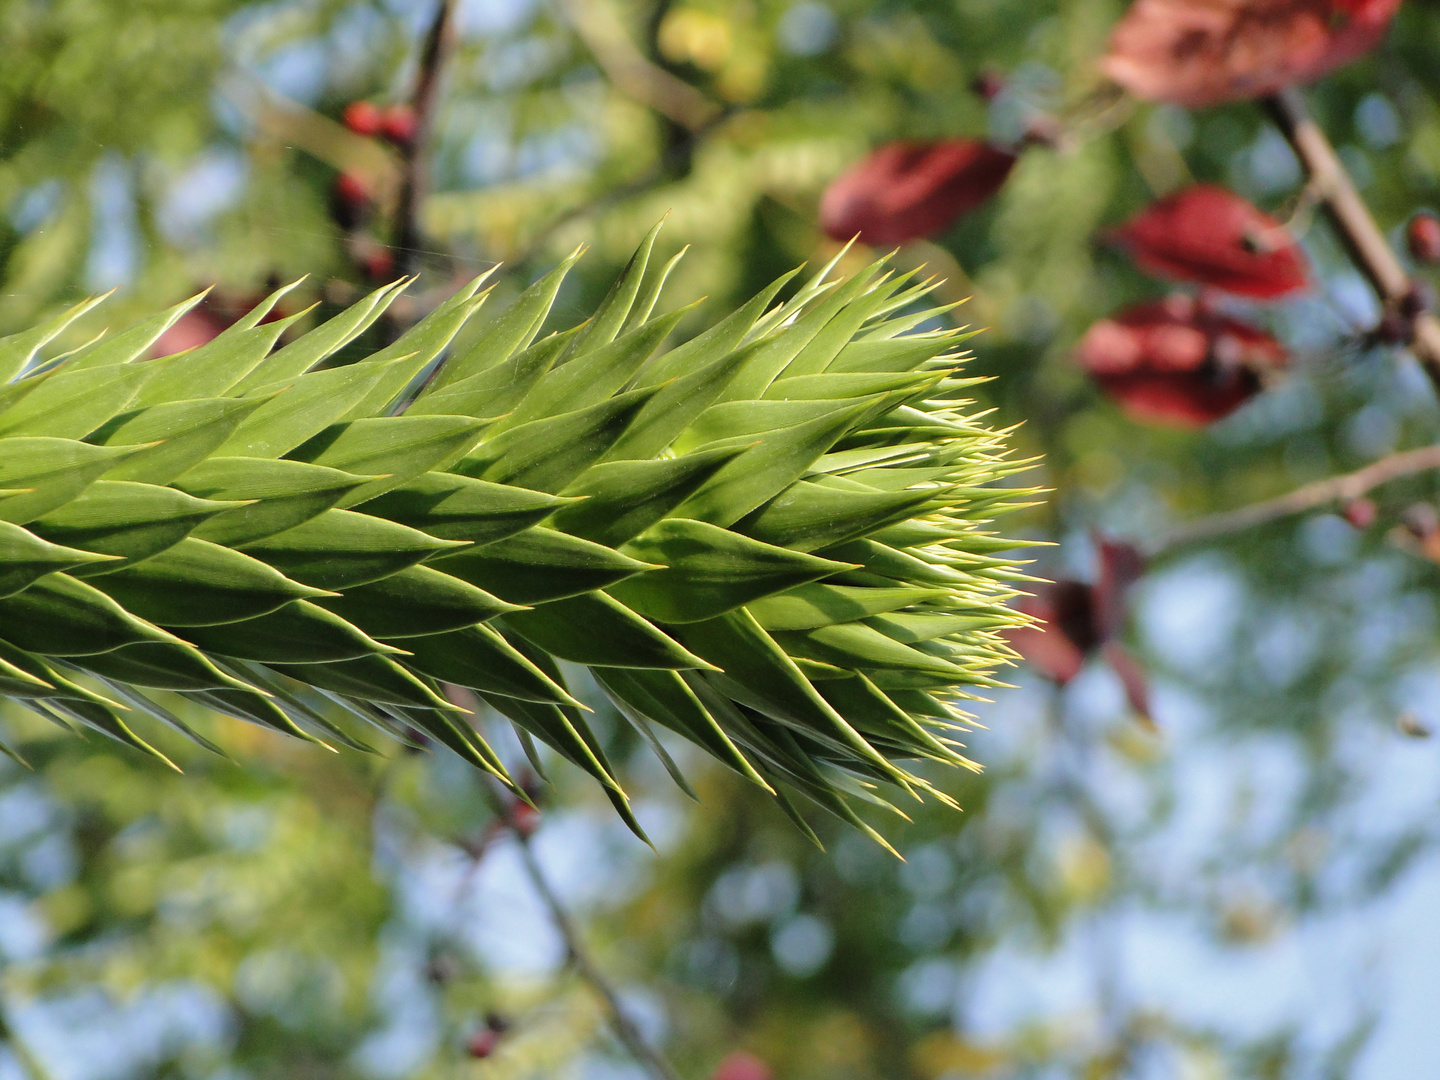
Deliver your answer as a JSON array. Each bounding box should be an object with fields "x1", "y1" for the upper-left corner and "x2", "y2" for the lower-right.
[{"x1": 0, "y1": 235, "x2": 1032, "y2": 843}]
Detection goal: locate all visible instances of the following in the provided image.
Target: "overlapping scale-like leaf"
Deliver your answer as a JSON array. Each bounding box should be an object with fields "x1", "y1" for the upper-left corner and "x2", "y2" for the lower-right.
[{"x1": 0, "y1": 231, "x2": 1034, "y2": 843}]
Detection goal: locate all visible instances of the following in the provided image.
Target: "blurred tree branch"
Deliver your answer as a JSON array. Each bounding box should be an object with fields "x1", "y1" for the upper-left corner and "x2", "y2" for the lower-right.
[
  {"x1": 513, "y1": 827, "x2": 686, "y2": 1080},
  {"x1": 1157, "y1": 443, "x2": 1440, "y2": 551},
  {"x1": 469, "y1": 755, "x2": 685, "y2": 1080},
  {"x1": 393, "y1": 0, "x2": 460, "y2": 278},
  {"x1": 238, "y1": 77, "x2": 404, "y2": 201},
  {"x1": 1266, "y1": 87, "x2": 1440, "y2": 384}
]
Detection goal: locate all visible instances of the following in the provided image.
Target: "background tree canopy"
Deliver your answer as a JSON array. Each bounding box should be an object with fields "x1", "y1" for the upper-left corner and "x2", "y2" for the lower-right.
[{"x1": 3, "y1": 0, "x2": 1440, "y2": 1078}]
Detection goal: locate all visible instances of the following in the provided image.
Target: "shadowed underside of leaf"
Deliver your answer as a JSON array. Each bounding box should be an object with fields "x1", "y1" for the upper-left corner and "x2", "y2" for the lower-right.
[{"x1": 0, "y1": 230, "x2": 1035, "y2": 846}]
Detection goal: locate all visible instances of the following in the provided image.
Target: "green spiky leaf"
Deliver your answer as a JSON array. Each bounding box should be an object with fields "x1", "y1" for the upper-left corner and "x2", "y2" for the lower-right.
[{"x1": 0, "y1": 233, "x2": 1034, "y2": 847}]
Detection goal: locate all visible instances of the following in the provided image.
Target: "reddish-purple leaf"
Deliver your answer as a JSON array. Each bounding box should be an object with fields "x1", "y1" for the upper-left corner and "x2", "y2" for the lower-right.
[
  {"x1": 1009, "y1": 540, "x2": 1149, "y2": 697},
  {"x1": 1077, "y1": 296, "x2": 1285, "y2": 426},
  {"x1": 1102, "y1": 641, "x2": 1155, "y2": 726},
  {"x1": 343, "y1": 101, "x2": 416, "y2": 147},
  {"x1": 330, "y1": 172, "x2": 374, "y2": 231},
  {"x1": 1312, "y1": 0, "x2": 1405, "y2": 81},
  {"x1": 151, "y1": 309, "x2": 227, "y2": 358},
  {"x1": 1095, "y1": 539, "x2": 1147, "y2": 641},
  {"x1": 819, "y1": 139, "x2": 1016, "y2": 245},
  {"x1": 1110, "y1": 185, "x2": 1309, "y2": 299},
  {"x1": 1008, "y1": 534, "x2": 1150, "y2": 695},
  {"x1": 150, "y1": 292, "x2": 291, "y2": 359},
  {"x1": 1102, "y1": 0, "x2": 1401, "y2": 109},
  {"x1": 711, "y1": 1053, "x2": 773, "y2": 1080},
  {"x1": 1010, "y1": 581, "x2": 1100, "y2": 685}
]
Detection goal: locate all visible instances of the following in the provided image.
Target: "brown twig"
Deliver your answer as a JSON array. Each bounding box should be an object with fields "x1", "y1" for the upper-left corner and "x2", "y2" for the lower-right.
[
  {"x1": 1265, "y1": 87, "x2": 1440, "y2": 385},
  {"x1": 511, "y1": 829, "x2": 686, "y2": 1080},
  {"x1": 393, "y1": 0, "x2": 459, "y2": 278},
  {"x1": 1155, "y1": 443, "x2": 1440, "y2": 552},
  {"x1": 558, "y1": 0, "x2": 722, "y2": 133}
]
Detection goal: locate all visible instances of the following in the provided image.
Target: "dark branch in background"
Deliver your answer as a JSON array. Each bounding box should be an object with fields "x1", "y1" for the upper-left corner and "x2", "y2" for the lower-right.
[
  {"x1": 393, "y1": 0, "x2": 459, "y2": 279},
  {"x1": 1265, "y1": 87, "x2": 1440, "y2": 385},
  {"x1": 511, "y1": 825, "x2": 686, "y2": 1080},
  {"x1": 388, "y1": 0, "x2": 728, "y2": 295},
  {"x1": 1155, "y1": 443, "x2": 1440, "y2": 553}
]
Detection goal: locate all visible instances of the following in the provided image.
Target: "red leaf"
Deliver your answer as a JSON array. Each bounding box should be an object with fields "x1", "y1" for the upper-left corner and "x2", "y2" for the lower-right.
[
  {"x1": 819, "y1": 139, "x2": 1016, "y2": 245},
  {"x1": 150, "y1": 290, "x2": 293, "y2": 359},
  {"x1": 711, "y1": 1053, "x2": 773, "y2": 1080},
  {"x1": 1076, "y1": 296, "x2": 1285, "y2": 426},
  {"x1": 1102, "y1": 0, "x2": 1401, "y2": 108},
  {"x1": 1311, "y1": 0, "x2": 1403, "y2": 80},
  {"x1": 1110, "y1": 185, "x2": 1309, "y2": 299},
  {"x1": 1011, "y1": 542, "x2": 1148, "y2": 687},
  {"x1": 1095, "y1": 539, "x2": 1147, "y2": 640},
  {"x1": 1010, "y1": 581, "x2": 1102, "y2": 685},
  {"x1": 150, "y1": 308, "x2": 227, "y2": 358},
  {"x1": 507, "y1": 800, "x2": 539, "y2": 838},
  {"x1": 1102, "y1": 641, "x2": 1155, "y2": 727},
  {"x1": 359, "y1": 248, "x2": 396, "y2": 282},
  {"x1": 337, "y1": 172, "x2": 374, "y2": 203}
]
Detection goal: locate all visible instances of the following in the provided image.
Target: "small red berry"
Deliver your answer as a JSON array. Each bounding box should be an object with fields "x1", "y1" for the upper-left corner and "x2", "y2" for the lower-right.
[
  {"x1": 380, "y1": 104, "x2": 418, "y2": 147},
  {"x1": 342, "y1": 101, "x2": 385, "y2": 137},
  {"x1": 970, "y1": 70, "x2": 1006, "y2": 101},
  {"x1": 334, "y1": 172, "x2": 372, "y2": 206},
  {"x1": 330, "y1": 173, "x2": 374, "y2": 230},
  {"x1": 1341, "y1": 497, "x2": 1376, "y2": 530},
  {"x1": 361, "y1": 249, "x2": 395, "y2": 282},
  {"x1": 1408, "y1": 212, "x2": 1440, "y2": 265},
  {"x1": 509, "y1": 801, "x2": 540, "y2": 837},
  {"x1": 711, "y1": 1052, "x2": 772, "y2": 1080},
  {"x1": 466, "y1": 1029, "x2": 499, "y2": 1059}
]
